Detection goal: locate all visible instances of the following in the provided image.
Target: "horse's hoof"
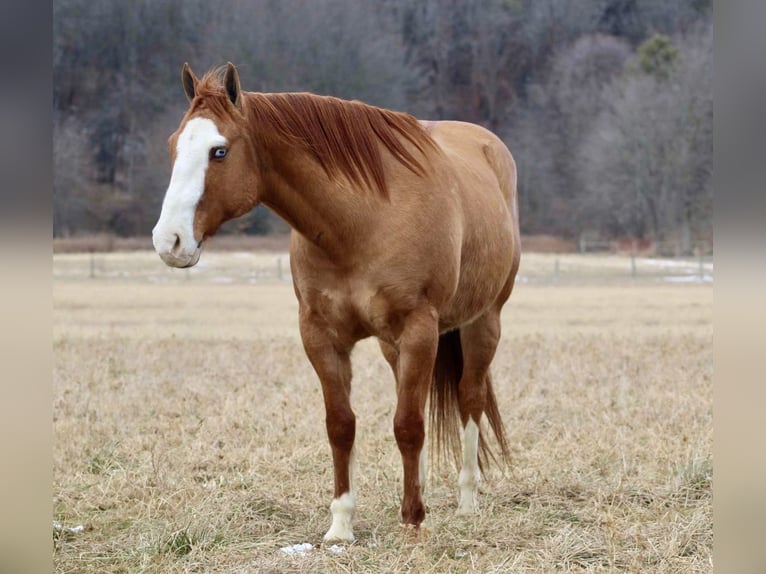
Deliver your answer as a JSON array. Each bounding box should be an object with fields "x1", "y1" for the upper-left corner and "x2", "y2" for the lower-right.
[
  {"x1": 398, "y1": 522, "x2": 429, "y2": 539},
  {"x1": 323, "y1": 528, "x2": 355, "y2": 543}
]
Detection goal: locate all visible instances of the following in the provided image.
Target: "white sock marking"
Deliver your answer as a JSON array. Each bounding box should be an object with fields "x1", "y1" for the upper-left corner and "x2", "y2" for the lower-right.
[
  {"x1": 324, "y1": 492, "x2": 355, "y2": 542},
  {"x1": 324, "y1": 447, "x2": 356, "y2": 542},
  {"x1": 457, "y1": 417, "x2": 480, "y2": 514}
]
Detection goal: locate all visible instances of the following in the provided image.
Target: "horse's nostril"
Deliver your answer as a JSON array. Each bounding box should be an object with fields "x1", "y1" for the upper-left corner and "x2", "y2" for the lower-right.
[{"x1": 171, "y1": 235, "x2": 182, "y2": 256}]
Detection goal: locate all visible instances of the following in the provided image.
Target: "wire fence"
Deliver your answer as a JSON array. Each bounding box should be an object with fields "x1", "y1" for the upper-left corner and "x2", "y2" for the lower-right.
[
  {"x1": 578, "y1": 236, "x2": 713, "y2": 257},
  {"x1": 53, "y1": 251, "x2": 292, "y2": 284},
  {"x1": 53, "y1": 250, "x2": 713, "y2": 285},
  {"x1": 518, "y1": 252, "x2": 713, "y2": 284}
]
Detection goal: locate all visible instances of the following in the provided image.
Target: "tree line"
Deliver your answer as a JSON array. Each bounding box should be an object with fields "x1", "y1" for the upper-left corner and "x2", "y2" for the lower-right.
[{"x1": 54, "y1": 0, "x2": 712, "y2": 252}]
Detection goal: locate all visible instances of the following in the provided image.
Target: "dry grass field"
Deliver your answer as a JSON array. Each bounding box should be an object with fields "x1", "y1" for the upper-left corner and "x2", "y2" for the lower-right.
[{"x1": 53, "y1": 252, "x2": 712, "y2": 573}]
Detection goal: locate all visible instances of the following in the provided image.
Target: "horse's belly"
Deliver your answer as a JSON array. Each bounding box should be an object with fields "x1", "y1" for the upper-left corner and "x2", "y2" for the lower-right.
[
  {"x1": 438, "y1": 229, "x2": 515, "y2": 330},
  {"x1": 439, "y1": 281, "x2": 503, "y2": 331}
]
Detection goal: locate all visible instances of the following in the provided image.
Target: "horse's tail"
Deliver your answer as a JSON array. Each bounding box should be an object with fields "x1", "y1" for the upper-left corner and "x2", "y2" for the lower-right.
[{"x1": 429, "y1": 329, "x2": 510, "y2": 473}]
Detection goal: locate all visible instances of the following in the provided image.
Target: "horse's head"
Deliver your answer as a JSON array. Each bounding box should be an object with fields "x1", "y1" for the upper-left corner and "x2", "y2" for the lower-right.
[{"x1": 153, "y1": 62, "x2": 259, "y2": 268}]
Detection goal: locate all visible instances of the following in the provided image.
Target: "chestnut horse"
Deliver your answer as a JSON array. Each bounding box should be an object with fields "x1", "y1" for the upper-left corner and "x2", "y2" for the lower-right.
[{"x1": 153, "y1": 63, "x2": 521, "y2": 542}]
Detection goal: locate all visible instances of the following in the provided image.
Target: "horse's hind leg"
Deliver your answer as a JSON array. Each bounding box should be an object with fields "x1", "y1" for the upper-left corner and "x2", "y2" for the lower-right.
[
  {"x1": 456, "y1": 311, "x2": 502, "y2": 514},
  {"x1": 299, "y1": 309, "x2": 356, "y2": 542}
]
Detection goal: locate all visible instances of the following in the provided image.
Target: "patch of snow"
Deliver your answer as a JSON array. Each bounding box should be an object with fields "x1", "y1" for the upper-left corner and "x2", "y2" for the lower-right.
[
  {"x1": 278, "y1": 542, "x2": 348, "y2": 556},
  {"x1": 53, "y1": 521, "x2": 84, "y2": 534},
  {"x1": 643, "y1": 258, "x2": 714, "y2": 271},
  {"x1": 662, "y1": 275, "x2": 713, "y2": 283},
  {"x1": 280, "y1": 542, "x2": 314, "y2": 555}
]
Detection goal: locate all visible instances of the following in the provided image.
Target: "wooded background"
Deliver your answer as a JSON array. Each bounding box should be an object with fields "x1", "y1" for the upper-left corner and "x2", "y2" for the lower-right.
[{"x1": 53, "y1": 0, "x2": 712, "y2": 253}]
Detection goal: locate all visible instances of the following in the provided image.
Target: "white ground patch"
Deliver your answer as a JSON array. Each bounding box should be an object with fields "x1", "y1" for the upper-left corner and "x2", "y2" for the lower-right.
[
  {"x1": 457, "y1": 417, "x2": 480, "y2": 515},
  {"x1": 643, "y1": 258, "x2": 714, "y2": 271},
  {"x1": 53, "y1": 521, "x2": 84, "y2": 535},
  {"x1": 153, "y1": 117, "x2": 227, "y2": 267},
  {"x1": 280, "y1": 542, "x2": 314, "y2": 555},
  {"x1": 278, "y1": 543, "x2": 345, "y2": 556},
  {"x1": 662, "y1": 275, "x2": 714, "y2": 283}
]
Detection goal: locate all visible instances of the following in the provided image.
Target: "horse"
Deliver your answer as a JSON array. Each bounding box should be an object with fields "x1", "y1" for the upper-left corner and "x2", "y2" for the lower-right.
[{"x1": 153, "y1": 62, "x2": 521, "y2": 542}]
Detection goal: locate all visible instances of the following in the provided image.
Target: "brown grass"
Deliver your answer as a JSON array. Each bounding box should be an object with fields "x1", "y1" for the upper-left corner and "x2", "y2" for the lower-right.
[{"x1": 53, "y1": 253, "x2": 712, "y2": 573}]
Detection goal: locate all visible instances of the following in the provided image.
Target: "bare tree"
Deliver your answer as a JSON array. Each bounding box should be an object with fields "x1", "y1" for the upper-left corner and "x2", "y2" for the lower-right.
[
  {"x1": 201, "y1": 0, "x2": 411, "y2": 109},
  {"x1": 580, "y1": 24, "x2": 712, "y2": 249},
  {"x1": 53, "y1": 115, "x2": 91, "y2": 236},
  {"x1": 514, "y1": 34, "x2": 632, "y2": 235},
  {"x1": 53, "y1": 0, "x2": 712, "y2": 239}
]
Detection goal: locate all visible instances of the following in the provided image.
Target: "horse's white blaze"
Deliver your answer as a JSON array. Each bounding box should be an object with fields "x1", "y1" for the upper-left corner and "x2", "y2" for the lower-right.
[
  {"x1": 153, "y1": 117, "x2": 227, "y2": 267},
  {"x1": 457, "y1": 417, "x2": 480, "y2": 515}
]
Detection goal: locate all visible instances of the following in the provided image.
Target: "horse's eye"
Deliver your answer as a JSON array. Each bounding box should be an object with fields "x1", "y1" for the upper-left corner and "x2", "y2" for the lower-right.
[{"x1": 211, "y1": 147, "x2": 228, "y2": 160}]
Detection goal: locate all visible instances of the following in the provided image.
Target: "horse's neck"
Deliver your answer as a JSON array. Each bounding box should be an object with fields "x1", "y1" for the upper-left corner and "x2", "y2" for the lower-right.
[{"x1": 259, "y1": 142, "x2": 373, "y2": 259}]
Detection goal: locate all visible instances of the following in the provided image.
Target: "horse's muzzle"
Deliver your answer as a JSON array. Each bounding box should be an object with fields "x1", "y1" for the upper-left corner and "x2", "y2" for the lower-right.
[
  {"x1": 152, "y1": 229, "x2": 203, "y2": 268},
  {"x1": 157, "y1": 246, "x2": 202, "y2": 268}
]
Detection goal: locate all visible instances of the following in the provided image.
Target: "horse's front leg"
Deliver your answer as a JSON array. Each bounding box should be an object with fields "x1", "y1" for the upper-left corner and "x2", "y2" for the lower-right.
[
  {"x1": 299, "y1": 310, "x2": 356, "y2": 542},
  {"x1": 393, "y1": 305, "x2": 439, "y2": 527}
]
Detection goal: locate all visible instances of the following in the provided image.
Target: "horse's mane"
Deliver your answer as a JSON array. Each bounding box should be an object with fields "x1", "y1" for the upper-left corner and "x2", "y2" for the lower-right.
[{"x1": 194, "y1": 68, "x2": 436, "y2": 195}]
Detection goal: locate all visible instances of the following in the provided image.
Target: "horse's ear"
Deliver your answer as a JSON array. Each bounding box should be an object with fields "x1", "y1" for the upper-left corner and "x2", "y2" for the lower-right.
[
  {"x1": 224, "y1": 62, "x2": 243, "y2": 112},
  {"x1": 182, "y1": 62, "x2": 199, "y2": 102}
]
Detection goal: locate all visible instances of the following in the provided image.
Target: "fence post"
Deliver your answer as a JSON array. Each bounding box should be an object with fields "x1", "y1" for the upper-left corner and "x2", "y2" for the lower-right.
[
  {"x1": 554, "y1": 257, "x2": 560, "y2": 281},
  {"x1": 630, "y1": 240, "x2": 637, "y2": 278},
  {"x1": 277, "y1": 257, "x2": 283, "y2": 281},
  {"x1": 89, "y1": 249, "x2": 95, "y2": 279},
  {"x1": 698, "y1": 243, "x2": 705, "y2": 280}
]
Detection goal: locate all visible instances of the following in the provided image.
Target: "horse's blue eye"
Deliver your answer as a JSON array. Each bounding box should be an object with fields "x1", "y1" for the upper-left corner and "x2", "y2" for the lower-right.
[{"x1": 212, "y1": 147, "x2": 228, "y2": 159}]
